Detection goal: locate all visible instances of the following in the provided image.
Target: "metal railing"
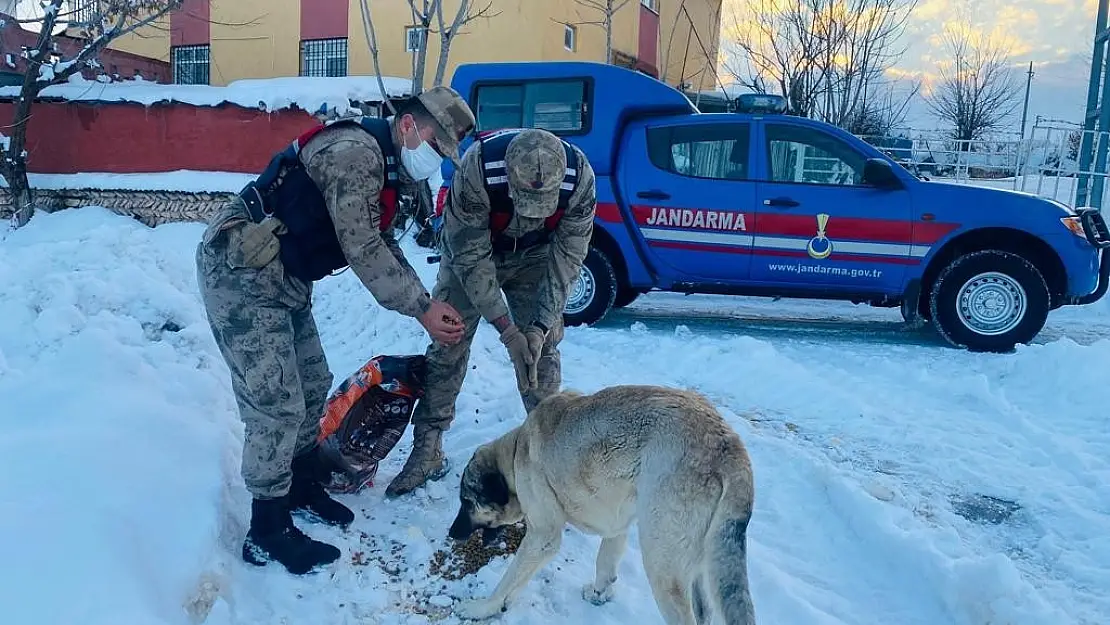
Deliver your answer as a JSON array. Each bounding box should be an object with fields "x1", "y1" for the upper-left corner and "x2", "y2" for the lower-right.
[{"x1": 855, "y1": 122, "x2": 1110, "y2": 210}]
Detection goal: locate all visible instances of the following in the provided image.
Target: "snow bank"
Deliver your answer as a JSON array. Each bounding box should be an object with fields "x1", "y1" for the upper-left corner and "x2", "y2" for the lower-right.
[
  {"x1": 0, "y1": 170, "x2": 255, "y2": 193},
  {"x1": 0, "y1": 207, "x2": 246, "y2": 625},
  {"x1": 0, "y1": 74, "x2": 413, "y2": 115}
]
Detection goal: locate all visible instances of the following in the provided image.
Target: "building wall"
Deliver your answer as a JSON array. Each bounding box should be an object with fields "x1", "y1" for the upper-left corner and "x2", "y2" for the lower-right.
[
  {"x1": 657, "y1": 0, "x2": 722, "y2": 90},
  {"x1": 0, "y1": 99, "x2": 316, "y2": 174},
  {"x1": 106, "y1": 0, "x2": 721, "y2": 90}
]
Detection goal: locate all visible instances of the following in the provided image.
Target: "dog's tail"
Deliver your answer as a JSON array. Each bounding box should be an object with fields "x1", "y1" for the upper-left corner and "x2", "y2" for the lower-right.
[{"x1": 698, "y1": 476, "x2": 756, "y2": 625}]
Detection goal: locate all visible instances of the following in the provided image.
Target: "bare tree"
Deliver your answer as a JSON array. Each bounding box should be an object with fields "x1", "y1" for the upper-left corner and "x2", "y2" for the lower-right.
[
  {"x1": 566, "y1": 0, "x2": 634, "y2": 64},
  {"x1": 723, "y1": 0, "x2": 918, "y2": 132},
  {"x1": 433, "y1": 0, "x2": 497, "y2": 86},
  {"x1": 2, "y1": 0, "x2": 183, "y2": 228},
  {"x1": 357, "y1": 0, "x2": 400, "y2": 115},
  {"x1": 403, "y1": 0, "x2": 441, "y2": 95},
  {"x1": 926, "y1": 23, "x2": 1022, "y2": 146},
  {"x1": 358, "y1": 0, "x2": 495, "y2": 104}
]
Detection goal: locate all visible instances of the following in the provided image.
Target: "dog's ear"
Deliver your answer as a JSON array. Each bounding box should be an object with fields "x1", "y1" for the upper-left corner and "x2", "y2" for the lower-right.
[{"x1": 480, "y1": 469, "x2": 510, "y2": 507}]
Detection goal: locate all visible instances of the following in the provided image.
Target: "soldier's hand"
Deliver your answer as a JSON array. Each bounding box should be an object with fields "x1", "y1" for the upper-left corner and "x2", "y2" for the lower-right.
[
  {"x1": 522, "y1": 325, "x2": 545, "y2": 389},
  {"x1": 499, "y1": 324, "x2": 536, "y2": 393},
  {"x1": 421, "y1": 300, "x2": 465, "y2": 345}
]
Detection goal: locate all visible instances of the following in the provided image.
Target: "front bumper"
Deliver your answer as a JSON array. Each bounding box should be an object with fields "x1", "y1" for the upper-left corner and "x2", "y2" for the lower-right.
[{"x1": 1070, "y1": 208, "x2": 1110, "y2": 305}]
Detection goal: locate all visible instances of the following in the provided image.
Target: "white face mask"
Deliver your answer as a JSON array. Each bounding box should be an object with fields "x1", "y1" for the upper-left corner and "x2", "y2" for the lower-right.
[{"x1": 401, "y1": 139, "x2": 443, "y2": 181}]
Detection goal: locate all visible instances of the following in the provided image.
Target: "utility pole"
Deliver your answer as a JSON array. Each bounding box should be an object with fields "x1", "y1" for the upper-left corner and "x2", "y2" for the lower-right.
[{"x1": 1020, "y1": 61, "x2": 1035, "y2": 139}]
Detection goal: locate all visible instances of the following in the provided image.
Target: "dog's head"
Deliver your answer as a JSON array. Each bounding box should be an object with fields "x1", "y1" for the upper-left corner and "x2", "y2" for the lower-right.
[{"x1": 448, "y1": 443, "x2": 522, "y2": 543}]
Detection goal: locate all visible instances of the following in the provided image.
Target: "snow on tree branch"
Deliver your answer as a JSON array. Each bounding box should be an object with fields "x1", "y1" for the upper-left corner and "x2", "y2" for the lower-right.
[
  {"x1": 31, "y1": 0, "x2": 182, "y2": 89},
  {"x1": 3, "y1": 0, "x2": 184, "y2": 229}
]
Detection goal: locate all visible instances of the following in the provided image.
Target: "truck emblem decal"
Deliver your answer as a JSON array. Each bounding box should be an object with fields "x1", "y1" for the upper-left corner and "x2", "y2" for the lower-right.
[
  {"x1": 807, "y1": 213, "x2": 833, "y2": 260},
  {"x1": 645, "y1": 207, "x2": 747, "y2": 231}
]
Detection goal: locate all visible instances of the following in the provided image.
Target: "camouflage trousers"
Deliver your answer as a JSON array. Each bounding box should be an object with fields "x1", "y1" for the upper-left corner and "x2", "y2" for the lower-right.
[
  {"x1": 195, "y1": 199, "x2": 334, "y2": 500},
  {"x1": 412, "y1": 246, "x2": 565, "y2": 432}
]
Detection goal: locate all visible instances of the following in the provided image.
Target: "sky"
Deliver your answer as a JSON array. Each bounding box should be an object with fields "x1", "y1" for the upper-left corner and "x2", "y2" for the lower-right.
[
  {"x1": 720, "y1": 0, "x2": 1102, "y2": 133},
  {"x1": 899, "y1": 0, "x2": 1098, "y2": 129}
]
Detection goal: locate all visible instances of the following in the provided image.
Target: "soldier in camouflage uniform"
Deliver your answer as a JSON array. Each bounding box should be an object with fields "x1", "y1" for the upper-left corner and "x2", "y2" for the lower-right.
[
  {"x1": 196, "y1": 87, "x2": 476, "y2": 575},
  {"x1": 386, "y1": 128, "x2": 597, "y2": 497}
]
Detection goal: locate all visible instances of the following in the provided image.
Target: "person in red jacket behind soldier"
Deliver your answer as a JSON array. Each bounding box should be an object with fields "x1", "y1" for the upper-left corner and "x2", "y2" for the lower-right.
[
  {"x1": 195, "y1": 86, "x2": 476, "y2": 575},
  {"x1": 386, "y1": 127, "x2": 598, "y2": 498}
]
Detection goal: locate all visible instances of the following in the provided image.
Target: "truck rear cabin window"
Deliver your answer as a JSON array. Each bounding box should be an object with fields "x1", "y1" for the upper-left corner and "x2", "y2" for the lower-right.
[
  {"x1": 474, "y1": 80, "x2": 588, "y2": 133},
  {"x1": 646, "y1": 123, "x2": 752, "y2": 181}
]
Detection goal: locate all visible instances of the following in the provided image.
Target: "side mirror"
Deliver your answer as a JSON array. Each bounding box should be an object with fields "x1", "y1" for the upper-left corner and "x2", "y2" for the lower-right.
[{"x1": 863, "y1": 158, "x2": 902, "y2": 190}]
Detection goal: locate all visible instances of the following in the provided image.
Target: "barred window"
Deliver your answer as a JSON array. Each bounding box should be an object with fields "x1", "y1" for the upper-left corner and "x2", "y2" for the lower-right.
[
  {"x1": 300, "y1": 38, "x2": 348, "y2": 78},
  {"x1": 70, "y1": 0, "x2": 98, "y2": 27},
  {"x1": 405, "y1": 26, "x2": 424, "y2": 52},
  {"x1": 171, "y1": 44, "x2": 209, "y2": 85}
]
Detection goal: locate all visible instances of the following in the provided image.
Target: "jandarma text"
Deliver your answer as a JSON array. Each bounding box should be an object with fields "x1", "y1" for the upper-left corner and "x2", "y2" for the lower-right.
[{"x1": 767, "y1": 263, "x2": 883, "y2": 279}]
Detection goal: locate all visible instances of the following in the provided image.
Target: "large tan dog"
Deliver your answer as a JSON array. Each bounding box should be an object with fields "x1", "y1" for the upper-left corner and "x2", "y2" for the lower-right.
[{"x1": 448, "y1": 385, "x2": 756, "y2": 624}]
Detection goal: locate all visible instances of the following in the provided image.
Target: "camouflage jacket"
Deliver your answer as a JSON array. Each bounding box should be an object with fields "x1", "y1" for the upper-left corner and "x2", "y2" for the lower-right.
[
  {"x1": 438, "y1": 139, "x2": 597, "y2": 329},
  {"x1": 299, "y1": 123, "x2": 431, "y2": 319}
]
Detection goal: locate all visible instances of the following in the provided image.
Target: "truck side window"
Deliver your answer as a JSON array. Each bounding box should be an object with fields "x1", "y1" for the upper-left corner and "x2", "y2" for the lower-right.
[
  {"x1": 645, "y1": 123, "x2": 751, "y2": 181},
  {"x1": 474, "y1": 80, "x2": 588, "y2": 133},
  {"x1": 764, "y1": 124, "x2": 867, "y2": 186}
]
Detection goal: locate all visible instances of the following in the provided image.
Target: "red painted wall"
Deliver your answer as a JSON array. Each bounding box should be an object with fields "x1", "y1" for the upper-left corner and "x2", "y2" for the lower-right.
[
  {"x1": 171, "y1": 0, "x2": 211, "y2": 47},
  {"x1": 301, "y1": 0, "x2": 349, "y2": 40},
  {"x1": 637, "y1": 4, "x2": 660, "y2": 77},
  {"x1": 0, "y1": 101, "x2": 317, "y2": 175}
]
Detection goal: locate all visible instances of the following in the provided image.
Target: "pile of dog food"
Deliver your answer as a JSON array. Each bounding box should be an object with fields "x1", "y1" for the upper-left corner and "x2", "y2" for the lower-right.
[{"x1": 429, "y1": 524, "x2": 527, "y2": 580}]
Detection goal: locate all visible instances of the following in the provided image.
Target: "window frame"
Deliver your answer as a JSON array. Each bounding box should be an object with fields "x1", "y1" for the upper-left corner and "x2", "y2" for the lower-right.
[
  {"x1": 405, "y1": 26, "x2": 424, "y2": 52},
  {"x1": 469, "y1": 76, "x2": 594, "y2": 137},
  {"x1": 762, "y1": 122, "x2": 873, "y2": 189},
  {"x1": 71, "y1": 0, "x2": 97, "y2": 27},
  {"x1": 171, "y1": 44, "x2": 210, "y2": 85},
  {"x1": 564, "y1": 24, "x2": 577, "y2": 51},
  {"x1": 299, "y1": 37, "x2": 349, "y2": 78},
  {"x1": 641, "y1": 0, "x2": 660, "y2": 13},
  {"x1": 645, "y1": 122, "x2": 754, "y2": 182}
]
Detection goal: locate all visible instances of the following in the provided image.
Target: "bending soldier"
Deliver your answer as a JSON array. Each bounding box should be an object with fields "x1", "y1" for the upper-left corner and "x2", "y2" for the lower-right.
[
  {"x1": 195, "y1": 87, "x2": 476, "y2": 574},
  {"x1": 387, "y1": 127, "x2": 597, "y2": 497}
]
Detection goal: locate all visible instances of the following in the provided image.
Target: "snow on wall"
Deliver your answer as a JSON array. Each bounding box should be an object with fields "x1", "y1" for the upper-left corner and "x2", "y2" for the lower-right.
[{"x1": 0, "y1": 73, "x2": 414, "y2": 115}]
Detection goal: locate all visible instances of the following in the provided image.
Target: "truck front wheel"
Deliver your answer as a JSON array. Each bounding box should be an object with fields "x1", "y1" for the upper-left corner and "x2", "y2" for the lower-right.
[
  {"x1": 928, "y1": 250, "x2": 1050, "y2": 352},
  {"x1": 563, "y1": 246, "x2": 618, "y2": 327}
]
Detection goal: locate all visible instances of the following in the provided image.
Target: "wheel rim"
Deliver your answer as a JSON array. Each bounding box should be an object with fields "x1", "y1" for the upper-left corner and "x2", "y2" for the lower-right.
[
  {"x1": 955, "y1": 271, "x2": 1027, "y2": 336},
  {"x1": 564, "y1": 266, "x2": 596, "y2": 315}
]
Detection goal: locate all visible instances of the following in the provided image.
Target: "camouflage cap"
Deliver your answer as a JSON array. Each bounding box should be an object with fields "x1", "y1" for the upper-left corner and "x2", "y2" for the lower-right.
[
  {"x1": 416, "y1": 86, "x2": 476, "y2": 163},
  {"x1": 505, "y1": 129, "x2": 568, "y2": 219}
]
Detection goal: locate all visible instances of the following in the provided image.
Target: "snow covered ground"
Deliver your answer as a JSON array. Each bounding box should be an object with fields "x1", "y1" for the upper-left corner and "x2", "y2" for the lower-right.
[{"x1": 2, "y1": 206, "x2": 1108, "y2": 625}]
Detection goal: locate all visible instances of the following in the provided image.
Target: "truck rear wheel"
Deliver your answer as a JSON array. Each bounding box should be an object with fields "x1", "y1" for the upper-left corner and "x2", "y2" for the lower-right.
[
  {"x1": 563, "y1": 246, "x2": 618, "y2": 327},
  {"x1": 928, "y1": 250, "x2": 1050, "y2": 352}
]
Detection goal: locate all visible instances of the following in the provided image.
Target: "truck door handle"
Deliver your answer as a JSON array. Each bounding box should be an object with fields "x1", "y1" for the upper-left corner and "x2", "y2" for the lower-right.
[
  {"x1": 763, "y1": 197, "x2": 799, "y2": 208},
  {"x1": 637, "y1": 189, "x2": 671, "y2": 200}
]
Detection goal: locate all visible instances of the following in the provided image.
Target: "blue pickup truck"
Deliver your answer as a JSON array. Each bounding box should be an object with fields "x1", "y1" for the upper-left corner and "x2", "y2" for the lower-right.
[{"x1": 430, "y1": 61, "x2": 1110, "y2": 352}]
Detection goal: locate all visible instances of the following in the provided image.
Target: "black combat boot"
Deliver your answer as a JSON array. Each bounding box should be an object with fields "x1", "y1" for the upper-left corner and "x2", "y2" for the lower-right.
[
  {"x1": 288, "y1": 448, "x2": 356, "y2": 528},
  {"x1": 242, "y1": 496, "x2": 341, "y2": 575}
]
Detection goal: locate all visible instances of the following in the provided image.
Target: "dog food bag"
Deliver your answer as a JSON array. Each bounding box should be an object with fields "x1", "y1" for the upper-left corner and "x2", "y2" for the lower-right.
[{"x1": 315, "y1": 354, "x2": 427, "y2": 494}]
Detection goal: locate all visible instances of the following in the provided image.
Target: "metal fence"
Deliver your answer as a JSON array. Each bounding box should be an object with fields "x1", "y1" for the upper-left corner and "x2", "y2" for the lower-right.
[{"x1": 856, "y1": 120, "x2": 1110, "y2": 210}]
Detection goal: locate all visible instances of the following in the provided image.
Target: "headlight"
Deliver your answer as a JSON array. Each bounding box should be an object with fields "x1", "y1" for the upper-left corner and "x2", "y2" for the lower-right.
[{"x1": 1061, "y1": 216, "x2": 1086, "y2": 239}]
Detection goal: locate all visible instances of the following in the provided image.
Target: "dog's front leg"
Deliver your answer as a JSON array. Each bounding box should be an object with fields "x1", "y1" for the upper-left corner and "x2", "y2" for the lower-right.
[
  {"x1": 456, "y1": 523, "x2": 564, "y2": 620},
  {"x1": 583, "y1": 532, "x2": 628, "y2": 605}
]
